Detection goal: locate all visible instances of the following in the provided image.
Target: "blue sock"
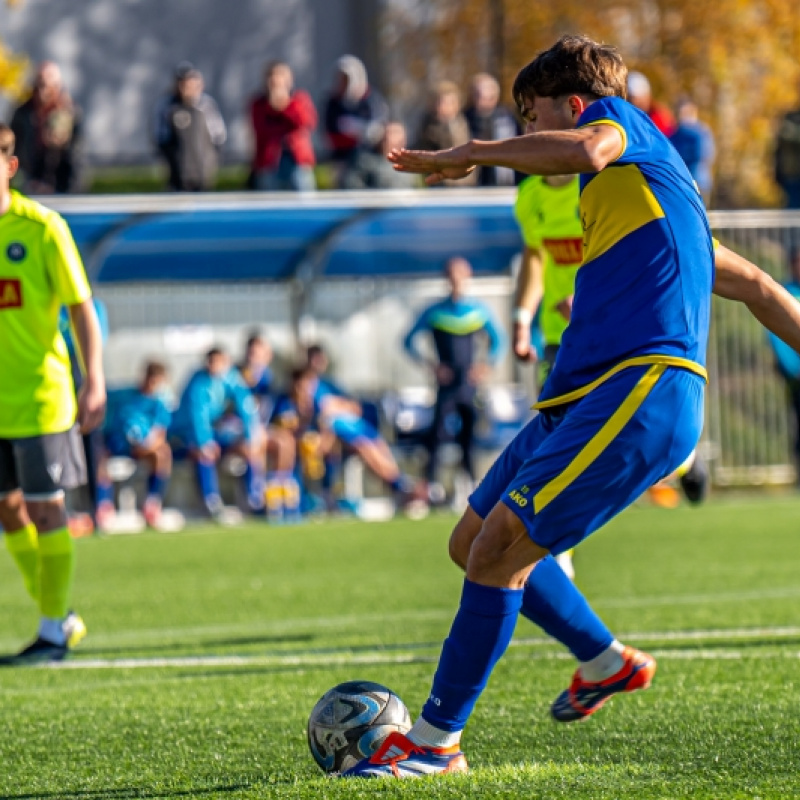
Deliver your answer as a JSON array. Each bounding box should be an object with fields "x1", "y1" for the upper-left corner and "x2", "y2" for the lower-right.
[
  {"x1": 244, "y1": 461, "x2": 266, "y2": 511},
  {"x1": 147, "y1": 472, "x2": 168, "y2": 500},
  {"x1": 421, "y1": 579, "x2": 523, "y2": 732},
  {"x1": 521, "y1": 555, "x2": 614, "y2": 662},
  {"x1": 96, "y1": 481, "x2": 114, "y2": 505},
  {"x1": 195, "y1": 461, "x2": 219, "y2": 505}
]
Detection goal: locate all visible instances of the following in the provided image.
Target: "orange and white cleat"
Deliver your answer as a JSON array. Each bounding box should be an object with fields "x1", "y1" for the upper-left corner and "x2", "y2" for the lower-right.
[
  {"x1": 551, "y1": 646, "x2": 657, "y2": 722},
  {"x1": 342, "y1": 731, "x2": 468, "y2": 779}
]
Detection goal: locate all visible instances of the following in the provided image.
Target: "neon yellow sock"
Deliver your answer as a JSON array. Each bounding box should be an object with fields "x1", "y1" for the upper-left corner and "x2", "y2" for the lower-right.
[
  {"x1": 38, "y1": 527, "x2": 74, "y2": 619},
  {"x1": 4, "y1": 523, "x2": 40, "y2": 602}
]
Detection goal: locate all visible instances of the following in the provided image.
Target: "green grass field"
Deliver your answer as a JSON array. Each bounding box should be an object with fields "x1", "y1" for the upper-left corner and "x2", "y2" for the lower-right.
[{"x1": 0, "y1": 497, "x2": 798, "y2": 799}]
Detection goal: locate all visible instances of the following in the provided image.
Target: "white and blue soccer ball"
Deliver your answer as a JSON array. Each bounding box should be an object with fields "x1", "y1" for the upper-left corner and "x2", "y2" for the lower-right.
[{"x1": 307, "y1": 680, "x2": 411, "y2": 774}]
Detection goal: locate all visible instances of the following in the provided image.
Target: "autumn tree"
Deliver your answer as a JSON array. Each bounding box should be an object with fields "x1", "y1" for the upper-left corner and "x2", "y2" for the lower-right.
[
  {"x1": 0, "y1": 0, "x2": 29, "y2": 104},
  {"x1": 381, "y1": 0, "x2": 800, "y2": 207}
]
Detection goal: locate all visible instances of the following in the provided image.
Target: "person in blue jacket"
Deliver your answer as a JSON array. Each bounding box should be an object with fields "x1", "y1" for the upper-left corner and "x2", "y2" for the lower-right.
[
  {"x1": 99, "y1": 360, "x2": 173, "y2": 529},
  {"x1": 404, "y1": 256, "x2": 506, "y2": 492},
  {"x1": 170, "y1": 347, "x2": 265, "y2": 519}
]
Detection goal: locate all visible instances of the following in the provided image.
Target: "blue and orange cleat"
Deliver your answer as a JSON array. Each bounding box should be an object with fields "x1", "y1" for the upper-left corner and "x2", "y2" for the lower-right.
[
  {"x1": 342, "y1": 731, "x2": 468, "y2": 779},
  {"x1": 551, "y1": 646, "x2": 657, "y2": 722}
]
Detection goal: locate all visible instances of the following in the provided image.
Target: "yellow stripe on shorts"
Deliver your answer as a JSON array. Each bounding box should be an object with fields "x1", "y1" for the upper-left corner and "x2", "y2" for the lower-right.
[{"x1": 533, "y1": 363, "x2": 667, "y2": 514}]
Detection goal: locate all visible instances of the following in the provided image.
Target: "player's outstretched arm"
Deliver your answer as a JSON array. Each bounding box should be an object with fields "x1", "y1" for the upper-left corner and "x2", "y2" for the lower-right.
[
  {"x1": 388, "y1": 126, "x2": 621, "y2": 186},
  {"x1": 713, "y1": 244, "x2": 800, "y2": 353}
]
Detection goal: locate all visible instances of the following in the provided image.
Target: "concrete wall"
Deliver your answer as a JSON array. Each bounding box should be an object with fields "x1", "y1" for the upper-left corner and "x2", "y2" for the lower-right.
[{"x1": 0, "y1": 0, "x2": 382, "y2": 164}]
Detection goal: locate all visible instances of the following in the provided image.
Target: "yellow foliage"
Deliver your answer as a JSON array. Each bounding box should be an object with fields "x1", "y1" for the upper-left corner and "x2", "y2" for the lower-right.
[
  {"x1": 384, "y1": 0, "x2": 800, "y2": 207},
  {"x1": 0, "y1": 0, "x2": 29, "y2": 102}
]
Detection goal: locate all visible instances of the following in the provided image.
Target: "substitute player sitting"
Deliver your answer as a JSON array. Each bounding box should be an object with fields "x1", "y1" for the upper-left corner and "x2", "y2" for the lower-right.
[
  {"x1": 345, "y1": 34, "x2": 800, "y2": 778},
  {"x1": 98, "y1": 360, "x2": 174, "y2": 530},
  {"x1": 0, "y1": 123, "x2": 106, "y2": 663}
]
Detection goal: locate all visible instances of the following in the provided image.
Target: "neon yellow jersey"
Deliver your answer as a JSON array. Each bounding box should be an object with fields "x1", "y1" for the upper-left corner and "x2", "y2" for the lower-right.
[
  {"x1": 0, "y1": 191, "x2": 91, "y2": 437},
  {"x1": 514, "y1": 176, "x2": 582, "y2": 346}
]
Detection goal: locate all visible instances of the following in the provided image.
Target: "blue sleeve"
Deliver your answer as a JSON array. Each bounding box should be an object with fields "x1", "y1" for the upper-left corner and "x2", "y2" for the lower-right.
[
  {"x1": 403, "y1": 306, "x2": 432, "y2": 364},
  {"x1": 154, "y1": 398, "x2": 172, "y2": 431},
  {"x1": 224, "y1": 370, "x2": 260, "y2": 442},
  {"x1": 578, "y1": 97, "x2": 654, "y2": 166},
  {"x1": 93, "y1": 298, "x2": 110, "y2": 344},
  {"x1": 183, "y1": 375, "x2": 214, "y2": 449},
  {"x1": 480, "y1": 304, "x2": 507, "y2": 365}
]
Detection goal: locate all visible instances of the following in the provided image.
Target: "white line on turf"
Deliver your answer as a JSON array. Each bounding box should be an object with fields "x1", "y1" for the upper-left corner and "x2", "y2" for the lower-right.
[{"x1": 35, "y1": 624, "x2": 800, "y2": 670}]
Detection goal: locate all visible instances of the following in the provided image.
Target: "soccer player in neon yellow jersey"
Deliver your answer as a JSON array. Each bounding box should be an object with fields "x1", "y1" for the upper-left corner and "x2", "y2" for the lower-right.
[
  {"x1": 0, "y1": 123, "x2": 106, "y2": 663},
  {"x1": 344, "y1": 34, "x2": 800, "y2": 778}
]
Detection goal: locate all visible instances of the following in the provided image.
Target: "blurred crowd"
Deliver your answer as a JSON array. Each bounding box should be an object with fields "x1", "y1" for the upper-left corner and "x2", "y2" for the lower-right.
[{"x1": 22, "y1": 56, "x2": 800, "y2": 206}]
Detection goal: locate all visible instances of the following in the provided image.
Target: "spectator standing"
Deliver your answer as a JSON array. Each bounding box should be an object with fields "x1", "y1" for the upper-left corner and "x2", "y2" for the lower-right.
[
  {"x1": 324, "y1": 55, "x2": 388, "y2": 187},
  {"x1": 10, "y1": 61, "x2": 83, "y2": 194},
  {"x1": 249, "y1": 61, "x2": 317, "y2": 192},
  {"x1": 774, "y1": 95, "x2": 800, "y2": 209},
  {"x1": 626, "y1": 71, "x2": 676, "y2": 136},
  {"x1": 463, "y1": 73, "x2": 521, "y2": 186},
  {"x1": 414, "y1": 82, "x2": 476, "y2": 186},
  {"x1": 342, "y1": 121, "x2": 418, "y2": 190},
  {"x1": 403, "y1": 257, "x2": 506, "y2": 498},
  {"x1": 669, "y1": 98, "x2": 715, "y2": 205},
  {"x1": 154, "y1": 63, "x2": 226, "y2": 192}
]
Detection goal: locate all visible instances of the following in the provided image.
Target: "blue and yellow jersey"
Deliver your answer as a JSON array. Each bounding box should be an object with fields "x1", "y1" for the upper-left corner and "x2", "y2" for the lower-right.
[
  {"x1": 537, "y1": 97, "x2": 714, "y2": 407},
  {"x1": 514, "y1": 176, "x2": 582, "y2": 346},
  {"x1": 403, "y1": 297, "x2": 506, "y2": 382}
]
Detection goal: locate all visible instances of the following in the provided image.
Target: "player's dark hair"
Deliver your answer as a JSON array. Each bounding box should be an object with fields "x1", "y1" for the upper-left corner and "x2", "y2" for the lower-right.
[
  {"x1": 0, "y1": 123, "x2": 15, "y2": 159},
  {"x1": 306, "y1": 344, "x2": 325, "y2": 362},
  {"x1": 245, "y1": 330, "x2": 264, "y2": 350},
  {"x1": 512, "y1": 35, "x2": 627, "y2": 114},
  {"x1": 291, "y1": 364, "x2": 316, "y2": 383},
  {"x1": 205, "y1": 347, "x2": 225, "y2": 362},
  {"x1": 144, "y1": 360, "x2": 167, "y2": 381}
]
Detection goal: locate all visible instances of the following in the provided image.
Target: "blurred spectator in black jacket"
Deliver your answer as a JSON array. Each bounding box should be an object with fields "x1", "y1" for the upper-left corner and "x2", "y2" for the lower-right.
[
  {"x1": 154, "y1": 62, "x2": 226, "y2": 192},
  {"x1": 464, "y1": 73, "x2": 520, "y2": 186},
  {"x1": 324, "y1": 55, "x2": 388, "y2": 188},
  {"x1": 10, "y1": 61, "x2": 83, "y2": 194}
]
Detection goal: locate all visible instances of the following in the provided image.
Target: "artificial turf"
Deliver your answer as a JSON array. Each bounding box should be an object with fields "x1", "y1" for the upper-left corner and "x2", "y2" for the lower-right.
[{"x1": 0, "y1": 496, "x2": 797, "y2": 799}]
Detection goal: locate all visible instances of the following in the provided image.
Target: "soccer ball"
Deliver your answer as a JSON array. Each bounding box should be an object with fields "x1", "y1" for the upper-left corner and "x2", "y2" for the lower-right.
[{"x1": 307, "y1": 680, "x2": 412, "y2": 774}]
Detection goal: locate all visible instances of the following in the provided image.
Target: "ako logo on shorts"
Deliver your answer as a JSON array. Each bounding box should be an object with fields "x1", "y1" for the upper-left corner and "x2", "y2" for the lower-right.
[
  {"x1": 6, "y1": 242, "x2": 26, "y2": 262},
  {"x1": 0, "y1": 278, "x2": 22, "y2": 309}
]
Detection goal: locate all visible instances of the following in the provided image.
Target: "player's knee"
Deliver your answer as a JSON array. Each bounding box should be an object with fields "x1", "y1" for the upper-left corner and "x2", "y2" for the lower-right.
[
  {"x1": 26, "y1": 498, "x2": 67, "y2": 533},
  {"x1": 0, "y1": 490, "x2": 27, "y2": 530},
  {"x1": 448, "y1": 506, "x2": 483, "y2": 571}
]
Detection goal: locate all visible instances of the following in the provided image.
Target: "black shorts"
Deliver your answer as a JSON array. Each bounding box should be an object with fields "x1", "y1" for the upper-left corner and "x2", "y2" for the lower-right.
[{"x1": 0, "y1": 426, "x2": 87, "y2": 499}]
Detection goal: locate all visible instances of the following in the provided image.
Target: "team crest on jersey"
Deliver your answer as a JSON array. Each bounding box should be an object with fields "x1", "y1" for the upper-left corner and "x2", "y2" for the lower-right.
[
  {"x1": 6, "y1": 242, "x2": 26, "y2": 262},
  {"x1": 0, "y1": 278, "x2": 22, "y2": 309}
]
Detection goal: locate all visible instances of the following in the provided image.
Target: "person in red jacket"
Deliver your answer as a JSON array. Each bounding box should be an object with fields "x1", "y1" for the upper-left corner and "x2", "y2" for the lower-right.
[{"x1": 249, "y1": 61, "x2": 317, "y2": 192}]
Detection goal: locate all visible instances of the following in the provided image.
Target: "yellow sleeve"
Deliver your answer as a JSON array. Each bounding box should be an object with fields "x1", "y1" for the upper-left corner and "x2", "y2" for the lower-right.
[{"x1": 44, "y1": 213, "x2": 92, "y2": 306}]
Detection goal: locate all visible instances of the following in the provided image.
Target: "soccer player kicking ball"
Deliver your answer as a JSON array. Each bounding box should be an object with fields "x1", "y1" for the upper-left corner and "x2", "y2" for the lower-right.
[
  {"x1": 344, "y1": 35, "x2": 800, "y2": 778},
  {"x1": 0, "y1": 123, "x2": 106, "y2": 663}
]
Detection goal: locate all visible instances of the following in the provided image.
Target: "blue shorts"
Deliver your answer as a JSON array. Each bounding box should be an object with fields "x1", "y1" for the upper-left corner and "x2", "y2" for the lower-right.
[
  {"x1": 469, "y1": 364, "x2": 704, "y2": 555},
  {"x1": 105, "y1": 432, "x2": 132, "y2": 458},
  {"x1": 330, "y1": 416, "x2": 380, "y2": 446}
]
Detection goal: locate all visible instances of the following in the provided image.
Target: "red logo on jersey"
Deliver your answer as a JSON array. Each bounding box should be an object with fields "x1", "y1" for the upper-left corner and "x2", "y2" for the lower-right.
[
  {"x1": 542, "y1": 237, "x2": 583, "y2": 266},
  {"x1": 0, "y1": 279, "x2": 22, "y2": 309}
]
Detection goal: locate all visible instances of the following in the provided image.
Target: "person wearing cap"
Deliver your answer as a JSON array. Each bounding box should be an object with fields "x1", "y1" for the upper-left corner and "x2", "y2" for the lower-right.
[
  {"x1": 626, "y1": 70, "x2": 676, "y2": 137},
  {"x1": 153, "y1": 62, "x2": 226, "y2": 191}
]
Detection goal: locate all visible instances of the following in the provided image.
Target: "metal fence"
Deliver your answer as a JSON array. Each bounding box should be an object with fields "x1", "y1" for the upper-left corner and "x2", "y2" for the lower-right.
[{"x1": 47, "y1": 195, "x2": 800, "y2": 487}]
